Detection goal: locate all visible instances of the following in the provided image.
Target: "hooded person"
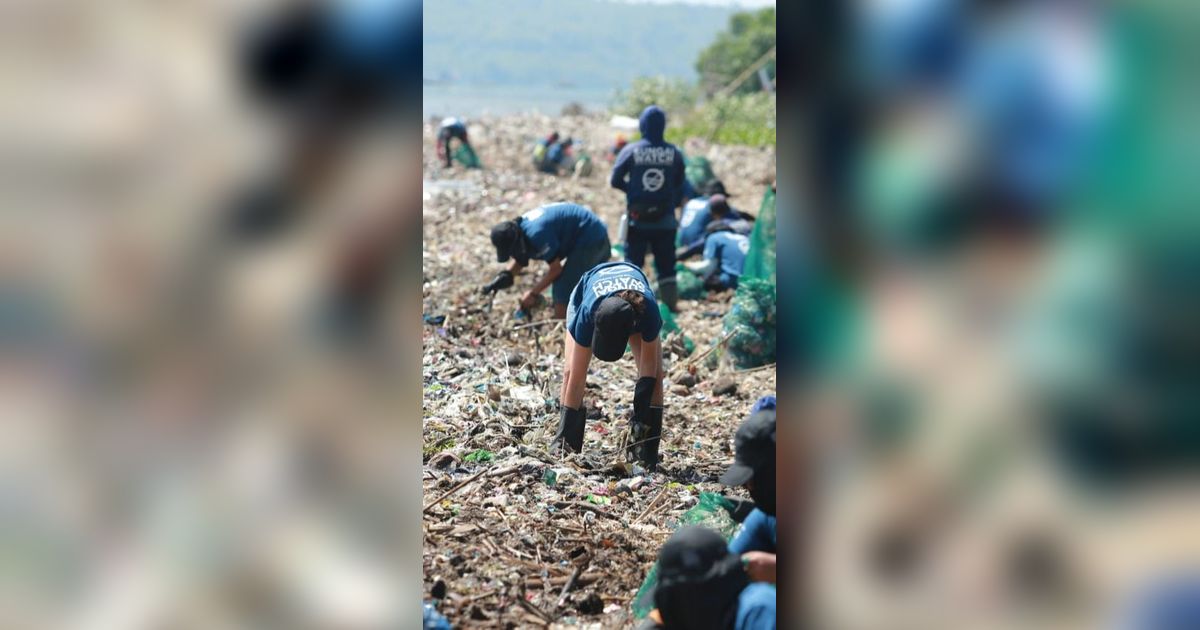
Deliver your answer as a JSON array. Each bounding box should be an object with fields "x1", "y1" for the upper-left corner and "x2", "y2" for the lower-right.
[
  {"x1": 610, "y1": 105, "x2": 687, "y2": 311},
  {"x1": 677, "y1": 190, "x2": 755, "y2": 260},
  {"x1": 720, "y1": 406, "x2": 777, "y2": 584},
  {"x1": 556, "y1": 261, "x2": 665, "y2": 469},
  {"x1": 643, "y1": 526, "x2": 776, "y2": 630},
  {"x1": 481, "y1": 203, "x2": 611, "y2": 319}
]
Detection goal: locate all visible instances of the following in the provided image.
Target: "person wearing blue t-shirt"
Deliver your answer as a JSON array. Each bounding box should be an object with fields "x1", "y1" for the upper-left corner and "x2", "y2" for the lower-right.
[
  {"x1": 556, "y1": 261, "x2": 665, "y2": 469},
  {"x1": 639, "y1": 526, "x2": 776, "y2": 630},
  {"x1": 610, "y1": 105, "x2": 686, "y2": 312},
  {"x1": 482, "y1": 203, "x2": 611, "y2": 319},
  {"x1": 685, "y1": 230, "x2": 750, "y2": 291},
  {"x1": 720, "y1": 407, "x2": 777, "y2": 585}
]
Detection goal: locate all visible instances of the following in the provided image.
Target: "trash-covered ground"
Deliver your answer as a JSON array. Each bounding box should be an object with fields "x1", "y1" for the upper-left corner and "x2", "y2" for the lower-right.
[{"x1": 421, "y1": 113, "x2": 776, "y2": 627}]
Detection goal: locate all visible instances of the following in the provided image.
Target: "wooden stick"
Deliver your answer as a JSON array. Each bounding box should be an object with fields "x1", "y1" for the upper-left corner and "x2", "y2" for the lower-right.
[
  {"x1": 670, "y1": 328, "x2": 737, "y2": 378},
  {"x1": 733, "y1": 362, "x2": 776, "y2": 374},
  {"x1": 555, "y1": 500, "x2": 622, "y2": 521},
  {"x1": 634, "y1": 485, "x2": 671, "y2": 524},
  {"x1": 514, "y1": 318, "x2": 565, "y2": 330},
  {"x1": 554, "y1": 554, "x2": 588, "y2": 609},
  {"x1": 422, "y1": 465, "x2": 519, "y2": 513}
]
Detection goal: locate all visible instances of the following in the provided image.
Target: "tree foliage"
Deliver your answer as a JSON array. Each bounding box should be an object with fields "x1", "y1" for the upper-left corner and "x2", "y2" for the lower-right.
[
  {"x1": 694, "y1": 8, "x2": 776, "y2": 96},
  {"x1": 611, "y1": 76, "x2": 699, "y2": 119}
]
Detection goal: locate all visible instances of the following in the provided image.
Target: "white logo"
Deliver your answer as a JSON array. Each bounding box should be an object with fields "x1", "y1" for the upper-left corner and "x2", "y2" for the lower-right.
[
  {"x1": 592, "y1": 275, "x2": 647, "y2": 297},
  {"x1": 737, "y1": 237, "x2": 750, "y2": 254},
  {"x1": 642, "y1": 168, "x2": 665, "y2": 192},
  {"x1": 523, "y1": 207, "x2": 545, "y2": 221}
]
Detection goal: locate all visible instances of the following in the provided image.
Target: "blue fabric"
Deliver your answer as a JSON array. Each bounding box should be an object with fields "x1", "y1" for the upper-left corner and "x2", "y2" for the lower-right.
[
  {"x1": 626, "y1": 227, "x2": 677, "y2": 283},
  {"x1": 735, "y1": 583, "x2": 777, "y2": 630},
  {"x1": 547, "y1": 142, "x2": 568, "y2": 165},
  {"x1": 519, "y1": 203, "x2": 609, "y2": 263},
  {"x1": 678, "y1": 196, "x2": 712, "y2": 246},
  {"x1": 1117, "y1": 574, "x2": 1200, "y2": 630},
  {"x1": 329, "y1": 0, "x2": 421, "y2": 89},
  {"x1": 704, "y1": 232, "x2": 750, "y2": 280},
  {"x1": 610, "y1": 106, "x2": 685, "y2": 230},
  {"x1": 752, "y1": 396, "x2": 777, "y2": 413},
  {"x1": 566, "y1": 261, "x2": 662, "y2": 348},
  {"x1": 729, "y1": 508, "x2": 777, "y2": 555},
  {"x1": 422, "y1": 602, "x2": 451, "y2": 630},
  {"x1": 553, "y1": 235, "x2": 611, "y2": 305}
]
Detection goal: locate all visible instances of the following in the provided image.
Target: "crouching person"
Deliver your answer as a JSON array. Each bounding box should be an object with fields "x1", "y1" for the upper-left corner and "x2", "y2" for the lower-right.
[
  {"x1": 557, "y1": 262, "x2": 665, "y2": 470},
  {"x1": 639, "y1": 526, "x2": 776, "y2": 630}
]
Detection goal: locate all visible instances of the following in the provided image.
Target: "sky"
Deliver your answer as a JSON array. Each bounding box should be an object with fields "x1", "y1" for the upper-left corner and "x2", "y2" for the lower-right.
[{"x1": 612, "y1": 0, "x2": 774, "y2": 6}]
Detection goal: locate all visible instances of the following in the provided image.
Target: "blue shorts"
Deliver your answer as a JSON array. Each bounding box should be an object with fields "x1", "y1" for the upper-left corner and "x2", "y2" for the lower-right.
[{"x1": 553, "y1": 236, "x2": 612, "y2": 305}]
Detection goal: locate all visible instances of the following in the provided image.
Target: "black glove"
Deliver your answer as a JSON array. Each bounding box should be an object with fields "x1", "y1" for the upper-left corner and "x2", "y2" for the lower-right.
[
  {"x1": 481, "y1": 270, "x2": 514, "y2": 294},
  {"x1": 553, "y1": 406, "x2": 586, "y2": 453},
  {"x1": 722, "y1": 496, "x2": 758, "y2": 523}
]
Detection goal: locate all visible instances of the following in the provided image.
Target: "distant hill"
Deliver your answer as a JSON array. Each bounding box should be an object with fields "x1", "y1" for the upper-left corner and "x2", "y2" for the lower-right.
[{"x1": 423, "y1": 0, "x2": 736, "y2": 89}]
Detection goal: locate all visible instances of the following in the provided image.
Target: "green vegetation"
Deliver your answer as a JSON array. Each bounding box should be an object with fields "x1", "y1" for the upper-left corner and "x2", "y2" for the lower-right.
[
  {"x1": 696, "y1": 8, "x2": 777, "y2": 96},
  {"x1": 611, "y1": 7, "x2": 776, "y2": 147}
]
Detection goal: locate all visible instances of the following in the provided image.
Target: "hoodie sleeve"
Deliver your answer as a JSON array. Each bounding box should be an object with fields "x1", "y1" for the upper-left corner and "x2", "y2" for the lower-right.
[
  {"x1": 610, "y1": 145, "x2": 632, "y2": 192},
  {"x1": 672, "y1": 147, "x2": 686, "y2": 207}
]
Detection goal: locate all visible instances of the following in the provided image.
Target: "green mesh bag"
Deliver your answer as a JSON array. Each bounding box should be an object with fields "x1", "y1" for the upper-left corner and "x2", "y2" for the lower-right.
[
  {"x1": 685, "y1": 156, "x2": 718, "y2": 192},
  {"x1": 722, "y1": 278, "x2": 777, "y2": 369},
  {"x1": 631, "y1": 492, "x2": 739, "y2": 619},
  {"x1": 453, "y1": 143, "x2": 482, "y2": 168},
  {"x1": 741, "y1": 186, "x2": 776, "y2": 284},
  {"x1": 675, "y1": 264, "x2": 708, "y2": 300}
]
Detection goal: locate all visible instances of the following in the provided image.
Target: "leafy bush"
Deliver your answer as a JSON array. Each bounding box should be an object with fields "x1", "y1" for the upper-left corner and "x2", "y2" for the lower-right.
[
  {"x1": 611, "y1": 75, "x2": 699, "y2": 120},
  {"x1": 667, "y1": 92, "x2": 776, "y2": 147}
]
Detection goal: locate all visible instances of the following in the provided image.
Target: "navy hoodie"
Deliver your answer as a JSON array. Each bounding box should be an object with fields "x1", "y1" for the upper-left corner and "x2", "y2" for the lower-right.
[{"x1": 610, "y1": 106, "x2": 685, "y2": 230}]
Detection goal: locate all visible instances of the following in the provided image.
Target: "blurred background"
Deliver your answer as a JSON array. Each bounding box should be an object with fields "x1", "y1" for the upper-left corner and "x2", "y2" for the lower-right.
[
  {"x1": 783, "y1": 0, "x2": 1200, "y2": 628},
  {"x1": 1, "y1": 0, "x2": 423, "y2": 627}
]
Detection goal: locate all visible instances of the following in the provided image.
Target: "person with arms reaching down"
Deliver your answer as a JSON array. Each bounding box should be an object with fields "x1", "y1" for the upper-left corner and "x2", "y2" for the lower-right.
[
  {"x1": 720, "y1": 400, "x2": 777, "y2": 585},
  {"x1": 481, "y1": 202, "x2": 611, "y2": 319},
  {"x1": 684, "y1": 228, "x2": 751, "y2": 292},
  {"x1": 637, "y1": 526, "x2": 776, "y2": 630},
  {"x1": 610, "y1": 105, "x2": 686, "y2": 312},
  {"x1": 555, "y1": 262, "x2": 665, "y2": 470},
  {"x1": 677, "y1": 186, "x2": 755, "y2": 260},
  {"x1": 436, "y1": 117, "x2": 470, "y2": 169}
]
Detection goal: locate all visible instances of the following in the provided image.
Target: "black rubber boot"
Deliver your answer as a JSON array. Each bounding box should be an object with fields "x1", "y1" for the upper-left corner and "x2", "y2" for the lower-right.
[
  {"x1": 632, "y1": 407, "x2": 664, "y2": 471},
  {"x1": 553, "y1": 406, "x2": 586, "y2": 453}
]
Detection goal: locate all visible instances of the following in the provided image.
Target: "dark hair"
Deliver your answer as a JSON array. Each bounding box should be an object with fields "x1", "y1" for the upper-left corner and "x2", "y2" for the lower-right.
[{"x1": 614, "y1": 289, "x2": 647, "y2": 316}]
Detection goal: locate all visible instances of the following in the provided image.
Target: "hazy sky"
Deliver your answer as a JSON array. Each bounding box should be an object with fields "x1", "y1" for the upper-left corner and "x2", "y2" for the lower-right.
[{"x1": 612, "y1": 0, "x2": 774, "y2": 6}]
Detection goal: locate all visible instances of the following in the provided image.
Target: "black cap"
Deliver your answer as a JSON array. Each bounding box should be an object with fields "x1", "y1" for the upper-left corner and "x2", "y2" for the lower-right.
[
  {"x1": 490, "y1": 221, "x2": 520, "y2": 263},
  {"x1": 705, "y1": 180, "x2": 729, "y2": 197},
  {"x1": 658, "y1": 526, "x2": 740, "y2": 584},
  {"x1": 719, "y1": 409, "x2": 776, "y2": 486},
  {"x1": 592, "y1": 296, "x2": 636, "y2": 362}
]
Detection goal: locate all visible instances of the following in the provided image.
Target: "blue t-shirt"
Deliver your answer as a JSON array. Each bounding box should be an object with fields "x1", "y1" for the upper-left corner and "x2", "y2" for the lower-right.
[
  {"x1": 677, "y1": 196, "x2": 712, "y2": 246},
  {"x1": 566, "y1": 262, "x2": 662, "y2": 348},
  {"x1": 736, "y1": 583, "x2": 777, "y2": 630},
  {"x1": 704, "y1": 232, "x2": 751, "y2": 279},
  {"x1": 520, "y1": 203, "x2": 609, "y2": 263},
  {"x1": 729, "y1": 508, "x2": 776, "y2": 555}
]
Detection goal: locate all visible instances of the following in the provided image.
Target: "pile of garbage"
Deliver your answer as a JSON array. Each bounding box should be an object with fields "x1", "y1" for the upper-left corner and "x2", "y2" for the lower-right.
[{"x1": 422, "y1": 113, "x2": 776, "y2": 627}]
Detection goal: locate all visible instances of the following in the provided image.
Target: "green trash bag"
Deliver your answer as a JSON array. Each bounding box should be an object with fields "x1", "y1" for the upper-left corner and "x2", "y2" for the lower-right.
[
  {"x1": 675, "y1": 264, "x2": 708, "y2": 300},
  {"x1": 722, "y1": 278, "x2": 777, "y2": 369},
  {"x1": 631, "y1": 492, "x2": 740, "y2": 619},
  {"x1": 685, "y1": 156, "x2": 718, "y2": 193},
  {"x1": 741, "y1": 186, "x2": 776, "y2": 284},
  {"x1": 453, "y1": 143, "x2": 482, "y2": 168}
]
